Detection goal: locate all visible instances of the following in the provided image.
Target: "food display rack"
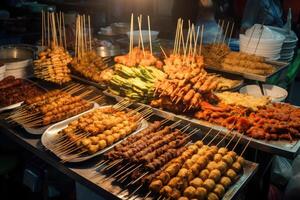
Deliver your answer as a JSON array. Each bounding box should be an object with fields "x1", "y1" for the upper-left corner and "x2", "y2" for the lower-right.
[{"x1": 205, "y1": 60, "x2": 289, "y2": 82}]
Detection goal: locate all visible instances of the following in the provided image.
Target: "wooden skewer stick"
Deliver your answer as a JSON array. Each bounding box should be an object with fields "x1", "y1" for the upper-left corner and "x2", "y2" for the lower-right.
[
  {"x1": 62, "y1": 12, "x2": 66, "y2": 49},
  {"x1": 137, "y1": 15, "x2": 145, "y2": 57},
  {"x1": 222, "y1": 21, "x2": 230, "y2": 44},
  {"x1": 47, "y1": 12, "x2": 50, "y2": 46},
  {"x1": 129, "y1": 13, "x2": 134, "y2": 56},
  {"x1": 160, "y1": 46, "x2": 167, "y2": 58},
  {"x1": 199, "y1": 24, "x2": 204, "y2": 55},
  {"x1": 213, "y1": 19, "x2": 221, "y2": 44},
  {"x1": 217, "y1": 20, "x2": 225, "y2": 44},
  {"x1": 232, "y1": 132, "x2": 244, "y2": 151},
  {"x1": 147, "y1": 15, "x2": 152, "y2": 55},
  {"x1": 83, "y1": 15, "x2": 87, "y2": 52},
  {"x1": 88, "y1": 15, "x2": 92, "y2": 51},
  {"x1": 240, "y1": 137, "x2": 253, "y2": 157},
  {"x1": 41, "y1": 11, "x2": 44, "y2": 46},
  {"x1": 193, "y1": 25, "x2": 200, "y2": 58},
  {"x1": 227, "y1": 22, "x2": 235, "y2": 45},
  {"x1": 173, "y1": 18, "x2": 180, "y2": 54}
]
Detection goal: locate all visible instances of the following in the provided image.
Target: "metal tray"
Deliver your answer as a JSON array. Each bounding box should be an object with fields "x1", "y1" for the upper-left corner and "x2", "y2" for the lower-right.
[
  {"x1": 41, "y1": 105, "x2": 149, "y2": 162},
  {"x1": 0, "y1": 78, "x2": 47, "y2": 113},
  {"x1": 71, "y1": 74, "x2": 107, "y2": 90},
  {"x1": 24, "y1": 102, "x2": 100, "y2": 135},
  {"x1": 118, "y1": 160, "x2": 258, "y2": 200},
  {"x1": 104, "y1": 90, "x2": 300, "y2": 159},
  {"x1": 205, "y1": 60, "x2": 289, "y2": 82}
]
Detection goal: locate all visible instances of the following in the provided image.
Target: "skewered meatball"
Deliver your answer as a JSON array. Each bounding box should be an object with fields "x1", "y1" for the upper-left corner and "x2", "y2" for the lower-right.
[
  {"x1": 206, "y1": 150, "x2": 215, "y2": 160},
  {"x1": 213, "y1": 154, "x2": 223, "y2": 162},
  {"x1": 88, "y1": 144, "x2": 98, "y2": 154},
  {"x1": 160, "y1": 185, "x2": 173, "y2": 197},
  {"x1": 149, "y1": 180, "x2": 163, "y2": 192},
  {"x1": 191, "y1": 163, "x2": 201, "y2": 176},
  {"x1": 209, "y1": 145, "x2": 218, "y2": 154},
  {"x1": 217, "y1": 161, "x2": 228, "y2": 174},
  {"x1": 157, "y1": 172, "x2": 171, "y2": 184},
  {"x1": 170, "y1": 188, "x2": 181, "y2": 199},
  {"x1": 191, "y1": 155, "x2": 201, "y2": 163},
  {"x1": 178, "y1": 168, "x2": 189, "y2": 179},
  {"x1": 168, "y1": 177, "x2": 183, "y2": 189},
  {"x1": 195, "y1": 140, "x2": 204, "y2": 148},
  {"x1": 183, "y1": 159, "x2": 194, "y2": 169},
  {"x1": 196, "y1": 156, "x2": 208, "y2": 169},
  {"x1": 98, "y1": 140, "x2": 107, "y2": 149},
  {"x1": 203, "y1": 179, "x2": 216, "y2": 192},
  {"x1": 183, "y1": 186, "x2": 196, "y2": 199},
  {"x1": 220, "y1": 176, "x2": 232, "y2": 188},
  {"x1": 199, "y1": 169, "x2": 210, "y2": 180},
  {"x1": 226, "y1": 169, "x2": 238, "y2": 182},
  {"x1": 207, "y1": 192, "x2": 219, "y2": 200},
  {"x1": 209, "y1": 169, "x2": 221, "y2": 182},
  {"x1": 218, "y1": 147, "x2": 228, "y2": 155},
  {"x1": 227, "y1": 151, "x2": 237, "y2": 159},
  {"x1": 190, "y1": 177, "x2": 203, "y2": 188},
  {"x1": 207, "y1": 161, "x2": 218, "y2": 171},
  {"x1": 236, "y1": 156, "x2": 245, "y2": 165},
  {"x1": 222, "y1": 155, "x2": 234, "y2": 166},
  {"x1": 232, "y1": 161, "x2": 242, "y2": 173},
  {"x1": 106, "y1": 135, "x2": 115, "y2": 145},
  {"x1": 213, "y1": 184, "x2": 225, "y2": 198},
  {"x1": 195, "y1": 187, "x2": 207, "y2": 200}
]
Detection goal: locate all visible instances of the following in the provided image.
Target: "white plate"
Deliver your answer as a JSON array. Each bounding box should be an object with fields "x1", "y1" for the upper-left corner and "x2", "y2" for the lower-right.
[
  {"x1": 41, "y1": 105, "x2": 149, "y2": 162},
  {"x1": 239, "y1": 84, "x2": 288, "y2": 102},
  {"x1": 24, "y1": 102, "x2": 99, "y2": 135}
]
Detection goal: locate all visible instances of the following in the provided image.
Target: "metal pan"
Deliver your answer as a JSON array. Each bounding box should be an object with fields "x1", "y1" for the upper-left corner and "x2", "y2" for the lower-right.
[
  {"x1": 205, "y1": 60, "x2": 289, "y2": 82},
  {"x1": 41, "y1": 105, "x2": 149, "y2": 162},
  {"x1": 24, "y1": 102, "x2": 100, "y2": 135},
  {"x1": 104, "y1": 90, "x2": 300, "y2": 159},
  {"x1": 0, "y1": 78, "x2": 47, "y2": 113}
]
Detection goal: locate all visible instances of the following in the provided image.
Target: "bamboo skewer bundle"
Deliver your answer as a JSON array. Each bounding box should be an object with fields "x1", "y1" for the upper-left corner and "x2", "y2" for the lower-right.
[
  {"x1": 35, "y1": 11, "x2": 72, "y2": 85},
  {"x1": 71, "y1": 14, "x2": 111, "y2": 83}
]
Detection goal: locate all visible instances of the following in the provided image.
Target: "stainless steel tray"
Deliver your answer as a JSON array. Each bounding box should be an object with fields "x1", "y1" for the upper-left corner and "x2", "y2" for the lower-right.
[
  {"x1": 104, "y1": 90, "x2": 300, "y2": 159},
  {"x1": 0, "y1": 78, "x2": 47, "y2": 113},
  {"x1": 205, "y1": 60, "x2": 289, "y2": 82},
  {"x1": 24, "y1": 102, "x2": 100, "y2": 135},
  {"x1": 41, "y1": 105, "x2": 149, "y2": 162},
  {"x1": 87, "y1": 154, "x2": 258, "y2": 200}
]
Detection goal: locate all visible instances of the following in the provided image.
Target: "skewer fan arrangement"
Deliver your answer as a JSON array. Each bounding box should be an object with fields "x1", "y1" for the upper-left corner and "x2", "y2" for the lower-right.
[
  {"x1": 9, "y1": 84, "x2": 101, "y2": 128},
  {"x1": 34, "y1": 12, "x2": 72, "y2": 84}
]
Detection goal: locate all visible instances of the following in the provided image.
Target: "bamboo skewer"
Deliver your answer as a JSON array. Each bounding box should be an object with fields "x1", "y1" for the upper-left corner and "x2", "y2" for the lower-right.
[
  {"x1": 137, "y1": 15, "x2": 145, "y2": 57},
  {"x1": 129, "y1": 13, "x2": 134, "y2": 56},
  {"x1": 147, "y1": 15, "x2": 152, "y2": 55},
  {"x1": 227, "y1": 22, "x2": 235, "y2": 45},
  {"x1": 88, "y1": 15, "x2": 92, "y2": 51},
  {"x1": 199, "y1": 24, "x2": 204, "y2": 55}
]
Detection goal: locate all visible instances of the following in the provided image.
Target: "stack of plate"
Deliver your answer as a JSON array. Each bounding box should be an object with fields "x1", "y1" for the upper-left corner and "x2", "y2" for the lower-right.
[
  {"x1": 0, "y1": 63, "x2": 6, "y2": 80},
  {"x1": 268, "y1": 26, "x2": 298, "y2": 63},
  {"x1": 239, "y1": 24, "x2": 285, "y2": 60},
  {"x1": 0, "y1": 45, "x2": 34, "y2": 78}
]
